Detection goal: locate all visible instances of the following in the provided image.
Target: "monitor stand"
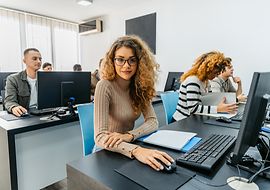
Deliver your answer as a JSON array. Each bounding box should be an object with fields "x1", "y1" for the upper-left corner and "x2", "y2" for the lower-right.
[
  {"x1": 48, "y1": 98, "x2": 77, "y2": 120},
  {"x1": 227, "y1": 135, "x2": 270, "y2": 180},
  {"x1": 67, "y1": 97, "x2": 76, "y2": 116},
  {"x1": 56, "y1": 99, "x2": 77, "y2": 120}
]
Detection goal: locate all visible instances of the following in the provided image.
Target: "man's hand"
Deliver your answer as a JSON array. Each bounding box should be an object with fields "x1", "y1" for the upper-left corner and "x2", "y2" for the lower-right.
[
  {"x1": 232, "y1": 76, "x2": 241, "y2": 84},
  {"x1": 11, "y1": 106, "x2": 28, "y2": 117},
  {"x1": 103, "y1": 132, "x2": 134, "y2": 148},
  {"x1": 237, "y1": 94, "x2": 247, "y2": 102},
  {"x1": 132, "y1": 147, "x2": 174, "y2": 171}
]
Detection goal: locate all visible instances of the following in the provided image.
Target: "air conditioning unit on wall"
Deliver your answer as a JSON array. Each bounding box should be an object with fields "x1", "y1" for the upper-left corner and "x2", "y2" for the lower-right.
[{"x1": 79, "y1": 19, "x2": 103, "y2": 35}]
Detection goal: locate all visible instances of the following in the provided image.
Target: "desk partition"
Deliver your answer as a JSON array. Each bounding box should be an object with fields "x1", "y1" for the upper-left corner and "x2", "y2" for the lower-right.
[{"x1": 0, "y1": 115, "x2": 82, "y2": 190}]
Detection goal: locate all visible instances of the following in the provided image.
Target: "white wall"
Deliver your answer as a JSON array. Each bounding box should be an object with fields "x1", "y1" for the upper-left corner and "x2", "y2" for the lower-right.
[{"x1": 80, "y1": 0, "x2": 270, "y2": 93}]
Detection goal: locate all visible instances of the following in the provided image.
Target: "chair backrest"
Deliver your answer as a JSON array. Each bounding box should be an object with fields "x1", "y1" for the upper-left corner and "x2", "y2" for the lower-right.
[
  {"x1": 160, "y1": 91, "x2": 179, "y2": 125},
  {"x1": 77, "y1": 103, "x2": 95, "y2": 156}
]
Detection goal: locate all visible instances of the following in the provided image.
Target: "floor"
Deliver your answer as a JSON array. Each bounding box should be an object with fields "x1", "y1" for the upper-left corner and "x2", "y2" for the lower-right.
[{"x1": 41, "y1": 178, "x2": 67, "y2": 190}]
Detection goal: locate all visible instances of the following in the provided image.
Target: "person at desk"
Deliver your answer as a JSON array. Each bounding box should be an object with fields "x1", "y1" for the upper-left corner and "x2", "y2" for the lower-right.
[
  {"x1": 42, "y1": 62, "x2": 53, "y2": 71},
  {"x1": 210, "y1": 62, "x2": 247, "y2": 102},
  {"x1": 173, "y1": 51, "x2": 238, "y2": 121},
  {"x1": 73, "y1": 64, "x2": 82, "y2": 71},
  {"x1": 91, "y1": 58, "x2": 102, "y2": 96},
  {"x1": 94, "y1": 35, "x2": 174, "y2": 171},
  {"x1": 4, "y1": 48, "x2": 42, "y2": 117}
]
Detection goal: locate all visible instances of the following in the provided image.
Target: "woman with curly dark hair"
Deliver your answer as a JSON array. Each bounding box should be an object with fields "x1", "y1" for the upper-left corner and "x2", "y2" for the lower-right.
[
  {"x1": 94, "y1": 35, "x2": 174, "y2": 171},
  {"x1": 173, "y1": 51, "x2": 238, "y2": 121}
]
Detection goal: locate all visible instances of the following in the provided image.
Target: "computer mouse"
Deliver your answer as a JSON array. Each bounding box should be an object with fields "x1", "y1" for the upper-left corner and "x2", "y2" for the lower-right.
[
  {"x1": 159, "y1": 161, "x2": 177, "y2": 173},
  {"x1": 216, "y1": 116, "x2": 232, "y2": 123},
  {"x1": 20, "y1": 112, "x2": 30, "y2": 117}
]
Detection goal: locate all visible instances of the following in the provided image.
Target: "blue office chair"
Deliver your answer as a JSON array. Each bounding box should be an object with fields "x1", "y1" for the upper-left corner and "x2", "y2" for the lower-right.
[
  {"x1": 160, "y1": 91, "x2": 179, "y2": 125},
  {"x1": 77, "y1": 103, "x2": 95, "y2": 156}
]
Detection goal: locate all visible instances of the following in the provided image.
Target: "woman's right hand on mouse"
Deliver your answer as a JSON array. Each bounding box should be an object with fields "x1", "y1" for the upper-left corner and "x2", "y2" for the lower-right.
[
  {"x1": 217, "y1": 97, "x2": 238, "y2": 114},
  {"x1": 131, "y1": 147, "x2": 174, "y2": 171}
]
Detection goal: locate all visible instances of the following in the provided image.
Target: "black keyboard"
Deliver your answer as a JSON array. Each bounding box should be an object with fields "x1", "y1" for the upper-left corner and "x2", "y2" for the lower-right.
[
  {"x1": 29, "y1": 107, "x2": 60, "y2": 116},
  {"x1": 176, "y1": 134, "x2": 236, "y2": 172},
  {"x1": 231, "y1": 111, "x2": 244, "y2": 121}
]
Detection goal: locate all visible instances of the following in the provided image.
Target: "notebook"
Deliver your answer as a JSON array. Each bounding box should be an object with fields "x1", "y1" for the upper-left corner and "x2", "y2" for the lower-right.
[{"x1": 138, "y1": 130, "x2": 200, "y2": 152}]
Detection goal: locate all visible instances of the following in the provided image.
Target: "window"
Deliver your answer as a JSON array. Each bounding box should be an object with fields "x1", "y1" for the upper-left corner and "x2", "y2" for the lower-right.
[
  {"x1": 0, "y1": 9, "x2": 22, "y2": 71},
  {"x1": 26, "y1": 15, "x2": 53, "y2": 64},
  {"x1": 53, "y1": 21, "x2": 79, "y2": 71},
  {"x1": 0, "y1": 8, "x2": 79, "y2": 71}
]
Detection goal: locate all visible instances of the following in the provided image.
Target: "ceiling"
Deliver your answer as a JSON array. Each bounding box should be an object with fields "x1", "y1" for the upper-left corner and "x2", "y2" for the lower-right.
[{"x1": 0, "y1": 0, "x2": 146, "y2": 23}]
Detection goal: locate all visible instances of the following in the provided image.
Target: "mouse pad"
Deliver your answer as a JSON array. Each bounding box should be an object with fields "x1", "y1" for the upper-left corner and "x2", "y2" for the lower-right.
[
  {"x1": 204, "y1": 118, "x2": 240, "y2": 129},
  {"x1": 0, "y1": 113, "x2": 31, "y2": 121},
  {"x1": 114, "y1": 160, "x2": 195, "y2": 190}
]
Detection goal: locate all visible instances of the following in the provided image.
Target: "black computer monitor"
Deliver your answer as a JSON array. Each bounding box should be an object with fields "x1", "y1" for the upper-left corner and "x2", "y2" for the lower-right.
[
  {"x1": 37, "y1": 71, "x2": 91, "y2": 109},
  {"x1": 164, "y1": 72, "x2": 183, "y2": 92},
  {"x1": 0, "y1": 72, "x2": 16, "y2": 90},
  {"x1": 229, "y1": 72, "x2": 270, "y2": 169}
]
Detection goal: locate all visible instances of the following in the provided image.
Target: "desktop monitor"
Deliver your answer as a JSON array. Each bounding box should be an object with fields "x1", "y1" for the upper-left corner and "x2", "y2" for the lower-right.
[
  {"x1": 0, "y1": 72, "x2": 16, "y2": 90},
  {"x1": 37, "y1": 71, "x2": 91, "y2": 109},
  {"x1": 164, "y1": 72, "x2": 184, "y2": 92},
  {"x1": 229, "y1": 72, "x2": 270, "y2": 166}
]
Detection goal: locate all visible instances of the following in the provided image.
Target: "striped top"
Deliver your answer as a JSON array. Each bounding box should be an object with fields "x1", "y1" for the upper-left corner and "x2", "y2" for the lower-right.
[
  {"x1": 94, "y1": 79, "x2": 158, "y2": 158},
  {"x1": 173, "y1": 76, "x2": 217, "y2": 121}
]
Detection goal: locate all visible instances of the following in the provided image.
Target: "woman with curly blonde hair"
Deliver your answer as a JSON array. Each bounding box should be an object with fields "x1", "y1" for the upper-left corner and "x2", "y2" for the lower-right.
[
  {"x1": 94, "y1": 35, "x2": 174, "y2": 171},
  {"x1": 173, "y1": 51, "x2": 238, "y2": 121}
]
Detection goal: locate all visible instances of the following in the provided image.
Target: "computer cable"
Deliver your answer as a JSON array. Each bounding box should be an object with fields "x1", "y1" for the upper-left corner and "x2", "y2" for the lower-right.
[
  {"x1": 248, "y1": 133, "x2": 270, "y2": 183},
  {"x1": 47, "y1": 112, "x2": 59, "y2": 120},
  {"x1": 175, "y1": 164, "x2": 242, "y2": 188},
  {"x1": 248, "y1": 166, "x2": 270, "y2": 183},
  {"x1": 258, "y1": 132, "x2": 270, "y2": 167},
  {"x1": 47, "y1": 107, "x2": 63, "y2": 120},
  {"x1": 191, "y1": 175, "x2": 239, "y2": 187}
]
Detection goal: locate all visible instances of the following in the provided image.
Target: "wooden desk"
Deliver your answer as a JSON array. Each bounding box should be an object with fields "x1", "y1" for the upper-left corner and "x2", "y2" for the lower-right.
[{"x1": 67, "y1": 115, "x2": 270, "y2": 190}]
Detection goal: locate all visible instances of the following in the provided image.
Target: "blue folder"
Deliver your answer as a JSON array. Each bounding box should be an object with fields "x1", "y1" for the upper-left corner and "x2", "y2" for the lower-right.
[{"x1": 181, "y1": 136, "x2": 202, "y2": 152}]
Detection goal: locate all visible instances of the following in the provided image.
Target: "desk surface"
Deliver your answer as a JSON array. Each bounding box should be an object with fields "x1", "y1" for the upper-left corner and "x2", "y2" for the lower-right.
[
  {"x1": 67, "y1": 115, "x2": 270, "y2": 190},
  {"x1": 0, "y1": 97, "x2": 161, "y2": 134},
  {"x1": 0, "y1": 111, "x2": 78, "y2": 134}
]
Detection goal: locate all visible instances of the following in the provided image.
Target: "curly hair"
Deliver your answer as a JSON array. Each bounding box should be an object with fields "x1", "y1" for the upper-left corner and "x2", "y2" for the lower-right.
[
  {"x1": 101, "y1": 35, "x2": 159, "y2": 113},
  {"x1": 181, "y1": 51, "x2": 232, "y2": 82}
]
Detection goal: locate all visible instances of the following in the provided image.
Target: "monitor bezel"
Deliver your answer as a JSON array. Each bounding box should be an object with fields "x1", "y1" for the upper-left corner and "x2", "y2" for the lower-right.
[
  {"x1": 164, "y1": 72, "x2": 183, "y2": 92},
  {"x1": 230, "y1": 72, "x2": 270, "y2": 164},
  {"x1": 37, "y1": 71, "x2": 91, "y2": 110}
]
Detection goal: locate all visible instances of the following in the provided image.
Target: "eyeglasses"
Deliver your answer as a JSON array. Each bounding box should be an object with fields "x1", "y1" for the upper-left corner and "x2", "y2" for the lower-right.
[{"x1": 114, "y1": 57, "x2": 138, "y2": 66}]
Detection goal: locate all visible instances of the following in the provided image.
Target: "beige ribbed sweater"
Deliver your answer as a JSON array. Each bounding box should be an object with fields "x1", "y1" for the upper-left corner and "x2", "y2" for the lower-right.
[{"x1": 94, "y1": 79, "x2": 158, "y2": 158}]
